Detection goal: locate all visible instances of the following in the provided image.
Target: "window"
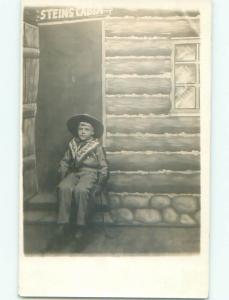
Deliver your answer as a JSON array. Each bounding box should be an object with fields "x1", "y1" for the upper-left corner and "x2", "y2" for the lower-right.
[{"x1": 173, "y1": 42, "x2": 200, "y2": 112}]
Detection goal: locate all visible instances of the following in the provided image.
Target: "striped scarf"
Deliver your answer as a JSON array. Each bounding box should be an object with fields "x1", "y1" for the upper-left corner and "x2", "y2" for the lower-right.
[{"x1": 69, "y1": 138, "x2": 99, "y2": 166}]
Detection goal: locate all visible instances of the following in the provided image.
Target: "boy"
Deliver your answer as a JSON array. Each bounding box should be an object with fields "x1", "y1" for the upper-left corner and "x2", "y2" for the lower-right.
[{"x1": 56, "y1": 114, "x2": 108, "y2": 238}]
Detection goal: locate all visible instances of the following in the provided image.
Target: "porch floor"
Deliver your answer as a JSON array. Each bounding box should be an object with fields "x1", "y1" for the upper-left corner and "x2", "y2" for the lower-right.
[{"x1": 24, "y1": 224, "x2": 200, "y2": 255}]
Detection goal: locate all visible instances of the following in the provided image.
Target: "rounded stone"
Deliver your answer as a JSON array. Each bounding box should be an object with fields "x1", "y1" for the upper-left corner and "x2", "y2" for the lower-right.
[
  {"x1": 194, "y1": 211, "x2": 200, "y2": 224},
  {"x1": 150, "y1": 195, "x2": 170, "y2": 209},
  {"x1": 172, "y1": 196, "x2": 198, "y2": 213},
  {"x1": 180, "y1": 214, "x2": 196, "y2": 225},
  {"x1": 109, "y1": 194, "x2": 120, "y2": 209},
  {"x1": 121, "y1": 194, "x2": 150, "y2": 209},
  {"x1": 162, "y1": 207, "x2": 178, "y2": 224},
  {"x1": 111, "y1": 208, "x2": 133, "y2": 223},
  {"x1": 134, "y1": 209, "x2": 162, "y2": 224},
  {"x1": 104, "y1": 212, "x2": 114, "y2": 224}
]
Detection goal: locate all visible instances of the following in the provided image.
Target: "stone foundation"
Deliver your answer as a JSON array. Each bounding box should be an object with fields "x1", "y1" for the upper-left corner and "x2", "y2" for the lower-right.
[{"x1": 93, "y1": 193, "x2": 200, "y2": 226}]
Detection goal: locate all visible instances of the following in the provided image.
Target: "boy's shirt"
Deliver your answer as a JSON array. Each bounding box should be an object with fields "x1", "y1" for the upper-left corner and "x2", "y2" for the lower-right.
[{"x1": 59, "y1": 137, "x2": 108, "y2": 183}]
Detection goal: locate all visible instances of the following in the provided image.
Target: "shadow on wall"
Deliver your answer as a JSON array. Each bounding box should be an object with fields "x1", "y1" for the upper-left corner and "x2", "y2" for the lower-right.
[{"x1": 36, "y1": 21, "x2": 102, "y2": 192}]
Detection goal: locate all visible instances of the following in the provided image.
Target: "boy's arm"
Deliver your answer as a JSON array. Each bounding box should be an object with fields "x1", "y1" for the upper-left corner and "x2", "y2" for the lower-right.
[
  {"x1": 58, "y1": 148, "x2": 72, "y2": 179},
  {"x1": 96, "y1": 145, "x2": 108, "y2": 185}
]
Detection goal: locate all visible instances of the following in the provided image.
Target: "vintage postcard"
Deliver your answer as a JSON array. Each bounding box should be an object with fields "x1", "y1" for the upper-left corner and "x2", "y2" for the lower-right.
[{"x1": 19, "y1": 0, "x2": 211, "y2": 298}]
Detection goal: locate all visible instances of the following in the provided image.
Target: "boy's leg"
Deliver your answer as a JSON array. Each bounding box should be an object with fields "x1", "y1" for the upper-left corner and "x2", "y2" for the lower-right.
[
  {"x1": 57, "y1": 173, "x2": 79, "y2": 226},
  {"x1": 73, "y1": 172, "x2": 97, "y2": 227}
]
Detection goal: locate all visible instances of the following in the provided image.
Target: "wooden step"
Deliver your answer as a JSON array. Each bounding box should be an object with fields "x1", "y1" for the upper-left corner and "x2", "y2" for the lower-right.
[
  {"x1": 105, "y1": 19, "x2": 199, "y2": 38},
  {"x1": 24, "y1": 210, "x2": 57, "y2": 224},
  {"x1": 106, "y1": 96, "x2": 171, "y2": 115},
  {"x1": 105, "y1": 134, "x2": 200, "y2": 152},
  {"x1": 108, "y1": 171, "x2": 200, "y2": 194},
  {"x1": 107, "y1": 152, "x2": 200, "y2": 171},
  {"x1": 106, "y1": 115, "x2": 200, "y2": 134},
  {"x1": 24, "y1": 192, "x2": 58, "y2": 211}
]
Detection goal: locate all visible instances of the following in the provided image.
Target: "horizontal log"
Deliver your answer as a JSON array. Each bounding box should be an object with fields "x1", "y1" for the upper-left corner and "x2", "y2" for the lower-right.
[
  {"x1": 106, "y1": 77, "x2": 171, "y2": 95},
  {"x1": 23, "y1": 103, "x2": 37, "y2": 119},
  {"x1": 109, "y1": 9, "x2": 200, "y2": 17},
  {"x1": 106, "y1": 39, "x2": 172, "y2": 57},
  {"x1": 23, "y1": 168, "x2": 38, "y2": 201},
  {"x1": 24, "y1": 22, "x2": 39, "y2": 48},
  {"x1": 106, "y1": 135, "x2": 200, "y2": 152},
  {"x1": 23, "y1": 154, "x2": 36, "y2": 171},
  {"x1": 105, "y1": 58, "x2": 171, "y2": 75},
  {"x1": 24, "y1": 58, "x2": 39, "y2": 103},
  {"x1": 23, "y1": 117, "x2": 36, "y2": 157},
  {"x1": 107, "y1": 172, "x2": 200, "y2": 193},
  {"x1": 106, "y1": 96, "x2": 171, "y2": 115},
  {"x1": 107, "y1": 152, "x2": 200, "y2": 171},
  {"x1": 105, "y1": 19, "x2": 199, "y2": 37},
  {"x1": 106, "y1": 116, "x2": 200, "y2": 134},
  {"x1": 23, "y1": 47, "x2": 40, "y2": 58}
]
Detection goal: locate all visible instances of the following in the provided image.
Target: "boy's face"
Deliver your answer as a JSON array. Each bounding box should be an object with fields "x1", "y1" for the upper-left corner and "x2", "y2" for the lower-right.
[{"x1": 78, "y1": 122, "x2": 94, "y2": 141}]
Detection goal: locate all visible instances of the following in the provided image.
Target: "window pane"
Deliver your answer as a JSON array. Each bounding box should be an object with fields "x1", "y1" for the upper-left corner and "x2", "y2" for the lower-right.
[
  {"x1": 175, "y1": 86, "x2": 196, "y2": 109},
  {"x1": 175, "y1": 44, "x2": 197, "y2": 62},
  {"x1": 175, "y1": 64, "x2": 196, "y2": 84}
]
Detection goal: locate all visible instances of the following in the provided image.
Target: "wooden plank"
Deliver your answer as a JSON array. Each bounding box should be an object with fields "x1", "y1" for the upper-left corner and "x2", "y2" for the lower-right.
[
  {"x1": 23, "y1": 154, "x2": 36, "y2": 171},
  {"x1": 107, "y1": 116, "x2": 200, "y2": 134},
  {"x1": 106, "y1": 96, "x2": 171, "y2": 115},
  {"x1": 23, "y1": 47, "x2": 40, "y2": 58},
  {"x1": 24, "y1": 192, "x2": 57, "y2": 211},
  {"x1": 23, "y1": 103, "x2": 37, "y2": 119},
  {"x1": 23, "y1": 168, "x2": 38, "y2": 201},
  {"x1": 23, "y1": 117, "x2": 36, "y2": 157},
  {"x1": 107, "y1": 152, "x2": 200, "y2": 171},
  {"x1": 105, "y1": 19, "x2": 200, "y2": 38},
  {"x1": 24, "y1": 210, "x2": 57, "y2": 224},
  {"x1": 108, "y1": 172, "x2": 200, "y2": 193},
  {"x1": 106, "y1": 135, "x2": 200, "y2": 152},
  {"x1": 109, "y1": 9, "x2": 200, "y2": 17},
  {"x1": 105, "y1": 58, "x2": 171, "y2": 75},
  {"x1": 24, "y1": 9, "x2": 38, "y2": 25},
  {"x1": 24, "y1": 58, "x2": 39, "y2": 103},
  {"x1": 106, "y1": 77, "x2": 171, "y2": 95},
  {"x1": 23, "y1": 59, "x2": 26, "y2": 104},
  {"x1": 106, "y1": 39, "x2": 172, "y2": 57},
  {"x1": 24, "y1": 22, "x2": 39, "y2": 48}
]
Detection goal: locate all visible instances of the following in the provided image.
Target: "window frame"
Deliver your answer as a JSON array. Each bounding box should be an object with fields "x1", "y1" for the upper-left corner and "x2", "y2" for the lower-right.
[{"x1": 171, "y1": 39, "x2": 200, "y2": 115}]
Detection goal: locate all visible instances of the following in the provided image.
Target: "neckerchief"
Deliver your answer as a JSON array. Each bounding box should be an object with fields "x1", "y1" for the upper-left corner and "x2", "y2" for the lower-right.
[{"x1": 69, "y1": 137, "x2": 99, "y2": 165}]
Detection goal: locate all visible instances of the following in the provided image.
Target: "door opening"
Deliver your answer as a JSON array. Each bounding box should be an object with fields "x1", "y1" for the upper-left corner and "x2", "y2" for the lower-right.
[{"x1": 36, "y1": 20, "x2": 103, "y2": 192}]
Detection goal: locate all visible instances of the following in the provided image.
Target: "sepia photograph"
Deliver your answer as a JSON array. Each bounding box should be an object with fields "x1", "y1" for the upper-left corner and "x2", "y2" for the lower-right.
[{"x1": 20, "y1": 0, "x2": 210, "y2": 297}]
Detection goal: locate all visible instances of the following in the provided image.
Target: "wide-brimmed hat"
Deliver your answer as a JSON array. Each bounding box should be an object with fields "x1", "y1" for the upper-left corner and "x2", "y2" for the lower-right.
[{"x1": 67, "y1": 114, "x2": 104, "y2": 138}]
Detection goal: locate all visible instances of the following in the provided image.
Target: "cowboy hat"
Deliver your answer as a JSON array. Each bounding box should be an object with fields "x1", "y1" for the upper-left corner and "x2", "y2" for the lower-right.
[{"x1": 67, "y1": 114, "x2": 104, "y2": 138}]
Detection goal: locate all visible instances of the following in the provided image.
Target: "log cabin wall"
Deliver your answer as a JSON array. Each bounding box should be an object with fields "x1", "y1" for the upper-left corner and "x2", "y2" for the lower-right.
[
  {"x1": 23, "y1": 9, "x2": 201, "y2": 227},
  {"x1": 23, "y1": 22, "x2": 39, "y2": 201},
  {"x1": 101, "y1": 11, "x2": 201, "y2": 226}
]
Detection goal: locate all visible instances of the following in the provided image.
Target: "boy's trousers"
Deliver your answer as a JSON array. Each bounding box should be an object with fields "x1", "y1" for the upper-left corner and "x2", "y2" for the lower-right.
[{"x1": 57, "y1": 168, "x2": 98, "y2": 226}]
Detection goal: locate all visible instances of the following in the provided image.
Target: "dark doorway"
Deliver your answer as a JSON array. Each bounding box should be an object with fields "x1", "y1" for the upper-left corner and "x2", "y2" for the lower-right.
[{"x1": 36, "y1": 21, "x2": 103, "y2": 192}]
